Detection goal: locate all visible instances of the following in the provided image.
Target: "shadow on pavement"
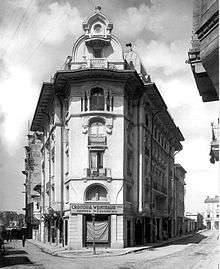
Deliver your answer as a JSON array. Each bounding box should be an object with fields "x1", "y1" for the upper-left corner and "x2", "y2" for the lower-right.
[
  {"x1": 0, "y1": 256, "x2": 33, "y2": 268},
  {"x1": 156, "y1": 233, "x2": 207, "y2": 248},
  {"x1": 4, "y1": 250, "x2": 28, "y2": 255}
]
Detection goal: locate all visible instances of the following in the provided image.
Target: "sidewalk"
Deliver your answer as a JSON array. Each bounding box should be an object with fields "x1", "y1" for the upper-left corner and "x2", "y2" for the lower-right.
[{"x1": 27, "y1": 230, "x2": 206, "y2": 259}]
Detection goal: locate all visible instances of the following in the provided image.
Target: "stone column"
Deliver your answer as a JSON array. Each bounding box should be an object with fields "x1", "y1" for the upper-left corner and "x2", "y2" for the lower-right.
[
  {"x1": 68, "y1": 215, "x2": 83, "y2": 249},
  {"x1": 111, "y1": 215, "x2": 124, "y2": 248}
]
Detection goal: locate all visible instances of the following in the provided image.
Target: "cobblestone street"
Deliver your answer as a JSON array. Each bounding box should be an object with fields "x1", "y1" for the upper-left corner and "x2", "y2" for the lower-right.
[{"x1": 0, "y1": 230, "x2": 219, "y2": 269}]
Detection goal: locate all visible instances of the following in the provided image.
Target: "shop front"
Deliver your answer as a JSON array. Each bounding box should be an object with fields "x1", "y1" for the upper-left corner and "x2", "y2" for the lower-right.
[{"x1": 70, "y1": 203, "x2": 123, "y2": 248}]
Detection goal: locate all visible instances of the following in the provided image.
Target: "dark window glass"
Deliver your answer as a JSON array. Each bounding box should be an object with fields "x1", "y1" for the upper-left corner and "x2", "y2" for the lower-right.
[
  {"x1": 90, "y1": 88, "x2": 104, "y2": 111},
  {"x1": 94, "y1": 49, "x2": 102, "y2": 58},
  {"x1": 89, "y1": 151, "x2": 103, "y2": 170}
]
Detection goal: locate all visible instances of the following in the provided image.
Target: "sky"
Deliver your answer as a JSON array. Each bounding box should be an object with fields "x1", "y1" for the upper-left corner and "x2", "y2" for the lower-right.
[{"x1": 0, "y1": 0, "x2": 219, "y2": 214}]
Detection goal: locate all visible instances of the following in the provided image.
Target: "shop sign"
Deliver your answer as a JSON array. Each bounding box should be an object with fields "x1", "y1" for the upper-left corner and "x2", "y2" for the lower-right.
[{"x1": 70, "y1": 203, "x2": 123, "y2": 215}]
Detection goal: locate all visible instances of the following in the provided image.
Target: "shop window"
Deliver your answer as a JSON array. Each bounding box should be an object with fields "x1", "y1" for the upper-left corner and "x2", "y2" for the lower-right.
[
  {"x1": 85, "y1": 184, "x2": 107, "y2": 202},
  {"x1": 90, "y1": 88, "x2": 104, "y2": 111}
]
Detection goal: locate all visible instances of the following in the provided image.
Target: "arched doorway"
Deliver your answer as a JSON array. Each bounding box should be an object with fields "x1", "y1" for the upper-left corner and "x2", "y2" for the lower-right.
[{"x1": 84, "y1": 184, "x2": 110, "y2": 247}]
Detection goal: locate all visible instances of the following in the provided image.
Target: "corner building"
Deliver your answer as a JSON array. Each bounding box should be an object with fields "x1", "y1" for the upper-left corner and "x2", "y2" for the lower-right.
[{"x1": 30, "y1": 7, "x2": 184, "y2": 248}]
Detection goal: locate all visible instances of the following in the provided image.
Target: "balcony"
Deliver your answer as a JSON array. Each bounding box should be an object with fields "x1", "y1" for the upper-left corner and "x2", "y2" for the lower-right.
[
  {"x1": 90, "y1": 58, "x2": 108, "y2": 68},
  {"x1": 153, "y1": 182, "x2": 167, "y2": 196},
  {"x1": 83, "y1": 168, "x2": 112, "y2": 180},
  {"x1": 88, "y1": 135, "x2": 107, "y2": 146},
  {"x1": 71, "y1": 58, "x2": 124, "y2": 71}
]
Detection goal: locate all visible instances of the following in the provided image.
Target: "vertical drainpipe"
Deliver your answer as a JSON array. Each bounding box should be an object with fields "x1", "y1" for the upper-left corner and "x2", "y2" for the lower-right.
[
  {"x1": 136, "y1": 100, "x2": 140, "y2": 215},
  {"x1": 138, "y1": 102, "x2": 143, "y2": 213},
  {"x1": 42, "y1": 130, "x2": 46, "y2": 243},
  {"x1": 56, "y1": 94, "x2": 64, "y2": 247}
]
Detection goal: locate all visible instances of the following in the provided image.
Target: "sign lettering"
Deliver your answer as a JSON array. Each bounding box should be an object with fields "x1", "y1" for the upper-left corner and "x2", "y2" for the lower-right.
[{"x1": 70, "y1": 203, "x2": 123, "y2": 215}]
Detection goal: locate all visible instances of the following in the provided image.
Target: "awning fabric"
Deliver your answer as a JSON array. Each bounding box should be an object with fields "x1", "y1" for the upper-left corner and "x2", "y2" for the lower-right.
[{"x1": 86, "y1": 221, "x2": 109, "y2": 242}]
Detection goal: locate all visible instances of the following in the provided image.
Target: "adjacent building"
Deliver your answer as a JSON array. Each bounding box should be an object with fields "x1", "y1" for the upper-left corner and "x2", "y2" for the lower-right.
[
  {"x1": 25, "y1": 7, "x2": 185, "y2": 248},
  {"x1": 210, "y1": 119, "x2": 219, "y2": 164},
  {"x1": 188, "y1": 0, "x2": 219, "y2": 102},
  {"x1": 22, "y1": 133, "x2": 42, "y2": 239},
  {"x1": 174, "y1": 164, "x2": 186, "y2": 236},
  {"x1": 204, "y1": 195, "x2": 219, "y2": 229}
]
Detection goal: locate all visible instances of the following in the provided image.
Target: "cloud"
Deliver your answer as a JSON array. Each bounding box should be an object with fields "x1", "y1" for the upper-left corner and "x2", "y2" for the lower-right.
[
  {"x1": 114, "y1": 0, "x2": 192, "y2": 41},
  {"x1": 0, "y1": 0, "x2": 82, "y2": 149},
  {"x1": 36, "y1": 2, "x2": 82, "y2": 44},
  {"x1": 0, "y1": 62, "x2": 38, "y2": 149},
  {"x1": 135, "y1": 39, "x2": 190, "y2": 75}
]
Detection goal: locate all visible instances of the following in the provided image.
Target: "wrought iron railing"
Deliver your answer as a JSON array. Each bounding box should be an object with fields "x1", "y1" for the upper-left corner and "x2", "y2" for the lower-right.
[
  {"x1": 83, "y1": 168, "x2": 111, "y2": 178},
  {"x1": 88, "y1": 135, "x2": 107, "y2": 145}
]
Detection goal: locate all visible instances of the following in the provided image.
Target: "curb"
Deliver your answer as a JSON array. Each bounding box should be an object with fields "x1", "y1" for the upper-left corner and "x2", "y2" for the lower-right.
[{"x1": 28, "y1": 230, "x2": 206, "y2": 259}]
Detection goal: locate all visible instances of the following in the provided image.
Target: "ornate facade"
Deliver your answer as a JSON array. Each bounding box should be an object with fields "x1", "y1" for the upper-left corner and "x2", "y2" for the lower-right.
[
  {"x1": 188, "y1": 0, "x2": 219, "y2": 102},
  {"x1": 26, "y1": 7, "x2": 185, "y2": 248}
]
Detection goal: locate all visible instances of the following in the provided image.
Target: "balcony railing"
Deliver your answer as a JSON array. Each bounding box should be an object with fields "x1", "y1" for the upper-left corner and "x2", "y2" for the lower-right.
[
  {"x1": 70, "y1": 59, "x2": 124, "y2": 71},
  {"x1": 90, "y1": 58, "x2": 108, "y2": 68},
  {"x1": 153, "y1": 182, "x2": 167, "y2": 195},
  {"x1": 83, "y1": 168, "x2": 112, "y2": 179},
  {"x1": 88, "y1": 135, "x2": 107, "y2": 146}
]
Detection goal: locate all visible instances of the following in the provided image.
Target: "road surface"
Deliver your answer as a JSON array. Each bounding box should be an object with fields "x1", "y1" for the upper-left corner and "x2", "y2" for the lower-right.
[{"x1": 0, "y1": 229, "x2": 219, "y2": 269}]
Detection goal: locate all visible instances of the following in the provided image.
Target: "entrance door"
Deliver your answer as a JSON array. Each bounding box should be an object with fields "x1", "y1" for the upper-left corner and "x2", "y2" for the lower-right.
[
  {"x1": 127, "y1": 220, "x2": 131, "y2": 247},
  {"x1": 135, "y1": 219, "x2": 143, "y2": 246},
  {"x1": 64, "y1": 220, "x2": 68, "y2": 246},
  {"x1": 85, "y1": 215, "x2": 110, "y2": 246}
]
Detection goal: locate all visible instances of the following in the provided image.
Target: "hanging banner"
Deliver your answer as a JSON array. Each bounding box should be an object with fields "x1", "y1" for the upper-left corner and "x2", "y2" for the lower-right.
[{"x1": 70, "y1": 203, "x2": 123, "y2": 215}]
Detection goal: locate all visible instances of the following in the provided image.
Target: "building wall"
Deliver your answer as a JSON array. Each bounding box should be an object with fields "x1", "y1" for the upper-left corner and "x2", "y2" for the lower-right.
[{"x1": 204, "y1": 196, "x2": 219, "y2": 229}]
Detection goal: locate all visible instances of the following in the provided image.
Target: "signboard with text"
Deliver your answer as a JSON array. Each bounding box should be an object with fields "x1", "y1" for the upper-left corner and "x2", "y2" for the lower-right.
[{"x1": 70, "y1": 203, "x2": 123, "y2": 215}]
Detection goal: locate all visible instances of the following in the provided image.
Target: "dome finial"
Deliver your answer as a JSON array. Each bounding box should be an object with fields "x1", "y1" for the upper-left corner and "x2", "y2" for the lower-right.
[{"x1": 95, "y1": 5, "x2": 101, "y2": 12}]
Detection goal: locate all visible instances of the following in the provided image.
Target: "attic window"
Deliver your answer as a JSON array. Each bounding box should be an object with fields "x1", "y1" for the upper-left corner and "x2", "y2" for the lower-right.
[{"x1": 94, "y1": 24, "x2": 102, "y2": 34}]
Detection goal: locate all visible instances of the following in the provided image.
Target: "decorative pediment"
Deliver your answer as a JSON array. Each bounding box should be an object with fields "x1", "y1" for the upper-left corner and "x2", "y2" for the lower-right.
[{"x1": 82, "y1": 6, "x2": 113, "y2": 39}]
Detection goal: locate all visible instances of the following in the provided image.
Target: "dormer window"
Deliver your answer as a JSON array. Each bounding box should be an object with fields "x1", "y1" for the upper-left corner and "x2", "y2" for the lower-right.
[{"x1": 94, "y1": 24, "x2": 102, "y2": 34}]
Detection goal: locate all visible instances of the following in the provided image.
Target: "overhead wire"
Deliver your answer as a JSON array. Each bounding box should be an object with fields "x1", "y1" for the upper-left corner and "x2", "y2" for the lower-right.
[
  {"x1": 22, "y1": 7, "x2": 68, "y2": 65},
  {"x1": 2, "y1": 0, "x2": 36, "y2": 58}
]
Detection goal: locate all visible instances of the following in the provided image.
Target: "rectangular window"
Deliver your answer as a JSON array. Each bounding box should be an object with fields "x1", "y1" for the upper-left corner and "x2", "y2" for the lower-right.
[
  {"x1": 94, "y1": 49, "x2": 102, "y2": 58},
  {"x1": 66, "y1": 185, "x2": 69, "y2": 202},
  {"x1": 89, "y1": 151, "x2": 103, "y2": 170}
]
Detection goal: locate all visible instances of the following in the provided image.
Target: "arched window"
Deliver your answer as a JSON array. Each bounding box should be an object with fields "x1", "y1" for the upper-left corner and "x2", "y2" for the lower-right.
[
  {"x1": 89, "y1": 121, "x2": 105, "y2": 136},
  {"x1": 90, "y1": 88, "x2": 104, "y2": 111},
  {"x1": 85, "y1": 184, "x2": 107, "y2": 202}
]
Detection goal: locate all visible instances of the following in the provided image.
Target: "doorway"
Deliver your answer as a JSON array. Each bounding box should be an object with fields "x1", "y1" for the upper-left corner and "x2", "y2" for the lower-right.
[{"x1": 84, "y1": 215, "x2": 110, "y2": 247}]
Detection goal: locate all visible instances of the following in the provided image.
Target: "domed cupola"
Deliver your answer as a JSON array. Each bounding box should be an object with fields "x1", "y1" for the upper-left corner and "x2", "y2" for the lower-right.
[
  {"x1": 82, "y1": 6, "x2": 113, "y2": 48},
  {"x1": 72, "y1": 6, "x2": 124, "y2": 70}
]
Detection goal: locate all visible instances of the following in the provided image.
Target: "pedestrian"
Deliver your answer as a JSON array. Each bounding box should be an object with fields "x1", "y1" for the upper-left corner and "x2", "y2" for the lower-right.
[{"x1": 22, "y1": 234, "x2": 26, "y2": 247}]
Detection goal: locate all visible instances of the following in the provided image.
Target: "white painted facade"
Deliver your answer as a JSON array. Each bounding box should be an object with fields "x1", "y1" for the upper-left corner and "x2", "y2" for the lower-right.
[{"x1": 29, "y1": 7, "x2": 185, "y2": 248}]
